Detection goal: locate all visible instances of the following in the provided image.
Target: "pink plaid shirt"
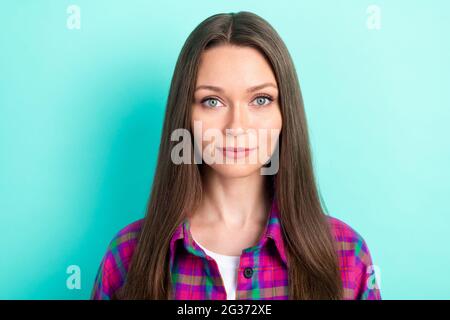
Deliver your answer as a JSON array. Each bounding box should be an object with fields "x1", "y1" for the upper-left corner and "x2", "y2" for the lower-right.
[{"x1": 91, "y1": 198, "x2": 381, "y2": 300}]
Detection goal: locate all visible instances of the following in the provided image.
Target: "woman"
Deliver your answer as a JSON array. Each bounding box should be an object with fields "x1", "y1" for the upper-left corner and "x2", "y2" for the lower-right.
[{"x1": 91, "y1": 11, "x2": 381, "y2": 300}]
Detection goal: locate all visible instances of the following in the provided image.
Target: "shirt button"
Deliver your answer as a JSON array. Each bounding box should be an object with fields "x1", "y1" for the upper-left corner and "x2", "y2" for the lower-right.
[{"x1": 243, "y1": 267, "x2": 253, "y2": 279}]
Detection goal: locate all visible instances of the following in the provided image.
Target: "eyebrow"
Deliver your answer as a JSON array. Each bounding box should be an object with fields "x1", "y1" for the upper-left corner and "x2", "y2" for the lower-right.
[{"x1": 195, "y1": 82, "x2": 278, "y2": 93}]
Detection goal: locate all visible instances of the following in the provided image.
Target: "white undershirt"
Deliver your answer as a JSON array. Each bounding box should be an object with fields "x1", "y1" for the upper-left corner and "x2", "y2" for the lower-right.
[{"x1": 194, "y1": 239, "x2": 240, "y2": 300}]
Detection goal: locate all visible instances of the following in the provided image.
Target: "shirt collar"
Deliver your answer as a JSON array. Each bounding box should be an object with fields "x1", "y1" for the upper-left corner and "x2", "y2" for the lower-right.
[{"x1": 169, "y1": 196, "x2": 287, "y2": 269}]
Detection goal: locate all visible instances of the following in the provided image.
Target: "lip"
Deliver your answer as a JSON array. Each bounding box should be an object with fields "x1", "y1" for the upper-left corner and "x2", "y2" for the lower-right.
[
  {"x1": 220, "y1": 147, "x2": 257, "y2": 152},
  {"x1": 216, "y1": 146, "x2": 257, "y2": 160}
]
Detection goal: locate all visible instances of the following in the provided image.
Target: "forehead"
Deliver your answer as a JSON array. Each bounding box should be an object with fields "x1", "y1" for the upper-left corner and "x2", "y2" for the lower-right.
[{"x1": 196, "y1": 44, "x2": 277, "y2": 90}]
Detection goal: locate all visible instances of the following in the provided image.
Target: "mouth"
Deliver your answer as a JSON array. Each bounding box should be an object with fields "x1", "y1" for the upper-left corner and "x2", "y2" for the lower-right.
[
  {"x1": 216, "y1": 146, "x2": 257, "y2": 159},
  {"x1": 220, "y1": 147, "x2": 256, "y2": 152}
]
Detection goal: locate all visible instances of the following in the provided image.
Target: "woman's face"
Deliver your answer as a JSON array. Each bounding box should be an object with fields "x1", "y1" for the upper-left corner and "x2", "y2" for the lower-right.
[{"x1": 191, "y1": 44, "x2": 282, "y2": 178}]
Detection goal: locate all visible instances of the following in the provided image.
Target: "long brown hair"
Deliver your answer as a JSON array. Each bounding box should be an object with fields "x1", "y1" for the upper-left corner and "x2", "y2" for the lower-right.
[{"x1": 114, "y1": 11, "x2": 343, "y2": 300}]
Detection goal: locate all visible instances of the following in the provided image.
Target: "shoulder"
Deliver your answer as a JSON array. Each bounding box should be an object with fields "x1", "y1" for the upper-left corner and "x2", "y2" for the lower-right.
[
  {"x1": 326, "y1": 215, "x2": 381, "y2": 300},
  {"x1": 104, "y1": 218, "x2": 144, "y2": 266},
  {"x1": 326, "y1": 215, "x2": 371, "y2": 264},
  {"x1": 90, "y1": 218, "x2": 144, "y2": 300},
  {"x1": 327, "y1": 215, "x2": 366, "y2": 246},
  {"x1": 112, "y1": 218, "x2": 144, "y2": 244}
]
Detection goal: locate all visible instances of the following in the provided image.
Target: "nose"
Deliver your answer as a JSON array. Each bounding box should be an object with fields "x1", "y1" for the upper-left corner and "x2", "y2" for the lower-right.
[{"x1": 226, "y1": 102, "x2": 249, "y2": 137}]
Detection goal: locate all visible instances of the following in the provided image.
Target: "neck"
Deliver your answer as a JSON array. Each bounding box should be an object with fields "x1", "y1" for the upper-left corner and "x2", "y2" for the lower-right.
[{"x1": 194, "y1": 167, "x2": 271, "y2": 230}]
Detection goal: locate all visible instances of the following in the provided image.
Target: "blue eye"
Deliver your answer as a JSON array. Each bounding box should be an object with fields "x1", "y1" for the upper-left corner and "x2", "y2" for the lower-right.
[
  {"x1": 201, "y1": 98, "x2": 224, "y2": 108},
  {"x1": 251, "y1": 95, "x2": 273, "y2": 107}
]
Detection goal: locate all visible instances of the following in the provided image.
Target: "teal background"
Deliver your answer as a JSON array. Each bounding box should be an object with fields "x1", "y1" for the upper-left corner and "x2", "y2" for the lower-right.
[{"x1": 1, "y1": 1, "x2": 449, "y2": 299}]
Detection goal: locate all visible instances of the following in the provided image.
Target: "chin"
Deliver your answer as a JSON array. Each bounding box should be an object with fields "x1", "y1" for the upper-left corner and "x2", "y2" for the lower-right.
[{"x1": 208, "y1": 163, "x2": 264, "y2": 178}]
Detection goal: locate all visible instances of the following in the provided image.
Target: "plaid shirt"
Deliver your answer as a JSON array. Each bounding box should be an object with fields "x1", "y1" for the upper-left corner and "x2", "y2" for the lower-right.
[{"x1": 91, "y1": 198, "x2": 381, "y2": 300}]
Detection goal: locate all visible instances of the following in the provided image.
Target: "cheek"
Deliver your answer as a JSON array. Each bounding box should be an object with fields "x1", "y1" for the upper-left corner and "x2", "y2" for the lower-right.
[
  {"x1": 255, "y1": 108, "x2": 282, "y2": 154},
  {"x1": 268, "y1": 107, "x2": 283, "y2": 130},
  {"x1": 254, "y1": 108, "x2": 282, "y2": 133},
  {"x1": 192, "y1": 105, "x2": 223, "y2": 128},
  {"x1": 191, "y1": 113, "x2": 222, "y2": 152}
]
